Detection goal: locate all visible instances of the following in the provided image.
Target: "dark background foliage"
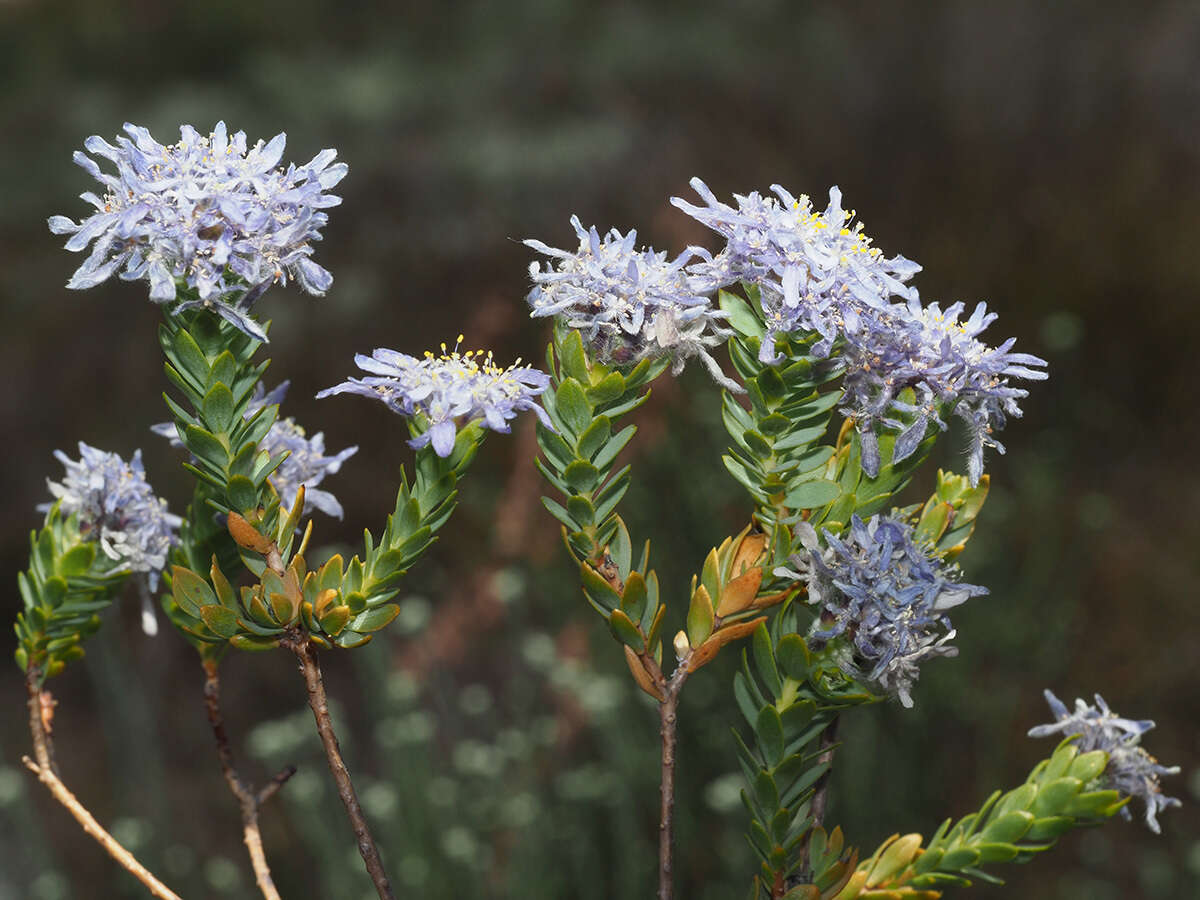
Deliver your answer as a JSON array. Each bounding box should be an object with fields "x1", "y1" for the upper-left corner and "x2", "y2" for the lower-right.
[{"x1": 1, "y1": 1, "x2": 1197, "y2": 898}]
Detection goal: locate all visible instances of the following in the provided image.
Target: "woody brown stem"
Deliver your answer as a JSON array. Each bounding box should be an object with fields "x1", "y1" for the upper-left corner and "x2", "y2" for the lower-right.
[
  {"x1": 644, "y1": 655, "x2": 690, "y2": 900},
  {"x1": 282, "y1": 633, "x2": 395, "y2": 900},
  {"x1": 202, "y1": 659, "x2": 294, "y2": 900},
  {"x1": 24, "y1": 668, "x2": 182, "y2": 900}
]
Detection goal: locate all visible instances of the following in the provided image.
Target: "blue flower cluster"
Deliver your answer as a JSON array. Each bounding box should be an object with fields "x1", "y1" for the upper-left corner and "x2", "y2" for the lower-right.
[
  {"x1": 319, "y1": 339, "x2": 552, "y2": 457},
  {"x1": 778, "y1": 514, "x2": 987, "y2": 708},
  {"x1": 671, "y1": 178, "x2": 1047, "y2": 484},
  {"x1": 839, "y1": 299, "x2": 1048, "y2": 484},
  {"x1": 1029, "y1": 690, "x2": 1181, "y2": 834},
  {"x1": 524, "y1": 217, "x2": 739, "y2": 390},
  {"x1": 671, "y1": 178, "x2": 922, "y2": 362},
  {"x1": 42, "y1": 443, "x2": 180, "y2": 589},
  {"x1": 48, "y1": 122, "x2": 347, "y2": 341}
]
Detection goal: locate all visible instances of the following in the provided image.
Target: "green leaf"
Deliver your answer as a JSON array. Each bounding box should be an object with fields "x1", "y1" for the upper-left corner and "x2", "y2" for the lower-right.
[
  {"x1": 172, "y1": 566, "x2": 217, "y2": 618},
  {"x1": 554, "y1": 378, "x2": 592, "y2": 436},
  {"x1": 752, "y1": 624, "x2": 782, "y2": 699},
  {"x1": 1033, "y1": 777, "x2": 1083, "y2": 817},
  {"x1": 915, "y1": 500, "x2": 953, "y2": 544},
  {"x1": 783, "y1": 480, "x2": 841, "y2": 509},
  {"x1": 201, "y1": 383, "x2": 236, "y2": 433},
  {"x1": 620, "y1": 571, "x2": 648, "y2": 623},
  {"x1": 982, "y1": 810, "x2": 1034, "y2": 844},
  {"x1": 559, "y1": 330, "x2": 590, "y2": 383},
  {"x1": 686, "y1": 585, "x2": 715, "y2": 648},
  {"x1": 58, "y1": 543, "x2": 96, "y2": 577},
  {"x1": 229, "y1": 634, "x2": 278, "y2": 651},
  {"x1": 773, "y1": 423, "x2": 833, "y2": 451},
  {"x1": 580, "y1": 562, "x2": 622, "y2": 611},
  {"x1": 350, "y1": 604, "x2": 401, "y2": 634},
  {"x1": 587, "y1": 372, "x2": 626, "y2": 406},
  {"x1": 1024, "y1": 816, "x2": 1074, "y2": 841},
  {"x1": 332, "y1": 630, "x2": 373, "y2": 649},
  {"x1": 743, "y1": 430, "x2": 774, "y2": 458},
  {"x1": 975, "y1": 842, "x2": 1019, "y2": 864},
  {"x1": 318, "y1": 606, "x2": 353, "y2": 636},
  {"x1": 209, "y1": 350, "x2": 238, "y2": 388},
  {"x1": 226, "y1": 475, "x2": 259, "y2": 513},
  {"x1": 753, "y1": 769, "x2": 780, "y2": 812},
  {"x1": 756, "y1": 367, "x2": 786, "y2": 405},
  {"x1": 209, "y1": 560, "x2": 236, "y2": 609},
  {"x1": 199, "y1": 605, "x2": 240, "y2": 638},
  {"x1": 41, "y1": 576, "x2": 68, "y2": 610},
  {"x1": 819, "y1": 492, "x2": 856, "y2": 531},
  {"x1": 1068, "y1": 749, "x2": 1108, "y2": 783},
  {"x1": 563, "y1": 460, "x2": 601, "y2": 493},
  {"x1": 938, "y1": 847, "x2": 981, "y2": 871},
  {"x1": 566, "y1": 495, "x2": 596, "y2": 526},
  {"x1": 607, "y1": 609, "x2": 644, "y2": 651},
  {"x1": 775, "y1": 635, "x2": 810, "y2": 682},
  {"x1": 592, "y1": 424, "x2": 636, "y2": 472},
  {"x1": 184, "y1": 424, "x2": 229, "y2": 470},
  {"x1": 755, "y1": 706, "x2": 785, "y2": 765},
  {"x1": 577, "y1": 416, "x2": 612, "y2": 461},
  {"x1": 719, "y1": 290, "x2": 765, "y2": 339},
  {"x1": 171, "y1": 328, "x2": 211, "y2": 383}
]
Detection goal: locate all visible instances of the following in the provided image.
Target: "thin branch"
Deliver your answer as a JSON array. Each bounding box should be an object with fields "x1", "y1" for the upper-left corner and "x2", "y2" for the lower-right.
[
  {"x1": 645, "y1": 656, "x2": 690, "y2": 900},
  {"x1": 202, "y1": 659, "x2": 295, "y2": 900},
  {"x1": 282, "y1": 632, "x2": 395, "y2": 900},
  {"x1": 25, "y1": 668, "x2": 58, "y2": 775},
  {"x1": 24, "y1": 669, "x2": 182, "y2": 900},
  {"x1": 807, "y1": 717, "x2": 840, "y2": 832}
]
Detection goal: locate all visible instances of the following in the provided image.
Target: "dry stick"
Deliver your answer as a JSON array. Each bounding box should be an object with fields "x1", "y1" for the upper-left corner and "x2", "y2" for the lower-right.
[
  {"x1": 647, "y1": 657, "x2": 691, "y2": 900},
  {"x1": 283, "y1": 633, "x2": 395, "y2": 900},
  {"x1": 202, "y1": 660, "x2": 296, "y2": 900},
  {"x1": 23, "y1": 669, "x2": 183, "y2": 900}
]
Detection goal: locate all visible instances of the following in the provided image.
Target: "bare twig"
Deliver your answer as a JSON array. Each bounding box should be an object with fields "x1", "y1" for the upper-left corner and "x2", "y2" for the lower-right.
[
  {"x1": 643, "y1": 654, "x2": 691, "y2": 900},
  {"x1": 25, "y1": 668, "x2": 58, "y2": 776},
  {"x1": 281, "y1": 632, "x2": 395, "y2": 900},
  {"x1": 24, "y1": 669, "x2": 182, "y2": 900},
  {"x1": 202, "y1": 659, "x2": 295, "y2": 900}
]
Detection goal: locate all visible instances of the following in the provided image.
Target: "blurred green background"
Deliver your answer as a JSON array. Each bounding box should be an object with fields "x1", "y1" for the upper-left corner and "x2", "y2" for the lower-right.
[{"x1": 1, "y1": 1, "x2": 1197, "y2": 898}]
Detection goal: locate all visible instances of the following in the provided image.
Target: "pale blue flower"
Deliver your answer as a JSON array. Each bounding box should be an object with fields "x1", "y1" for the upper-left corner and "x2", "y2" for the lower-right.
[
  {"x1": 318, "y1": 339, "x2": 552, "y2": 457},
  {"x1": 1029, "y1": 690, "x2": 1181, "y2": 833},
  {"x1": 48, "y1": 122, "x2": 347, "y2": 340},
  {"x1": 524, "y1": 217, "x2": 739, "y2": 389},
  {"x1": 42, "y1": 443, "x2": 180, "y2": 589},
  {"x1": 777, "y1": 514, "x2": 986, "y2": 707},
  {"x1": 671, "y1": 178, "x2": 920, "y2": 362},
  {"x1": 153, "y1": 381, "x2": 355, "y2": 517},
  {"x1": 840, "y1": 299, "x2": 1048, "y2": 483}
]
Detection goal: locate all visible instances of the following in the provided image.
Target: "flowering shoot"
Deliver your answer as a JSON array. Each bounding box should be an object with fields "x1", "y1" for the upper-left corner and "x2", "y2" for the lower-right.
[
  {"x1": 318, "y1": 338, "x2": 552, "y2": 457},
  {"x1": 48, "y1": 122, "x2": 347, "y2": 340},
  {"x1": 1029, "y1": 690, "x2": 1181, "y2": 833},
  {"x1": 42, "y1": 442, "x2": 180, "y2": 589}
]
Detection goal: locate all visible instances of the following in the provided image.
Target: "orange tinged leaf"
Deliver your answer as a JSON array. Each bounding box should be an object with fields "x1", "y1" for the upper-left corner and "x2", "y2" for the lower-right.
[
  {"x1": 227, "y1": 511, "x2": 274, "y2": 554},
  {"x1": 623, "y1": 645, "x2": 665, "y2": 702},
  {"x1": 716, "y1": 566, "x2": 763, "y2": 617},
  {"x1": 731, "y1": 532, "x2": 767, "y2": 578},
  {"x1": 687, "y1": 615, "x2": 767, "y2": 672}
]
